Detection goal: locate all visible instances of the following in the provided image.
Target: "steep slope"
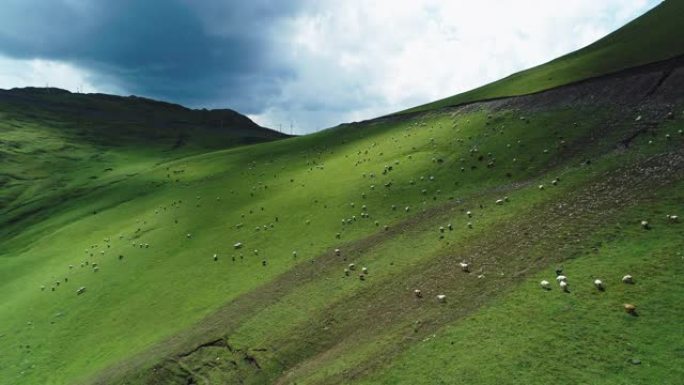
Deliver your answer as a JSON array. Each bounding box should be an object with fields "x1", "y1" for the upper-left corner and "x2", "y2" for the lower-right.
[
  {"x1": 1, "y1": 5, "x2": 683, "y2": 385},
  {"x1": 401, "y1": 0, "x2": 684, "y2": 114},
  {"x1": 89, "y1": 56, "x2": 682, "y2": 385},
  {"x1": 0, "y1": 57, "x2": 682, "y2": 385},
  {"x1": 0, "y1": 87, "x2": 286, "y2": 241}
]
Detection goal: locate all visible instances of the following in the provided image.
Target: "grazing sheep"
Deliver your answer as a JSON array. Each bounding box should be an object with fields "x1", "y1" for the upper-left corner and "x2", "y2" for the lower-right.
[
  {"x1": 439, "y1": 226, "x2": 445, "y2": 233},
  {"x1": 594, "y1": 279, "x2": 605, "y2": 291},
  {"x1": 414, "y1": 289, "x2": 422, "y2": 298},
  {"x1": 622, "y1": 275, "x2": 634, "y2": 284},
  {"x1": 292, "y1": 251, "x2": 297, "y2": 257},
  {"x1": 76, "y1": 287, "x2": 86, "y2": 295},
  {"x1": 540, "y1": 280, "x2": 551, "y2": 290},
  {"x1": 348, "y1": 263, "x2": 356, "y2": 270},
  {"x1": 234, "y1": 242, "x2": 243, "y2": 249},
  {"x1": 560, "y1": 281, "x2": 569, "y2": 292},
  {"x1": 556, "y1": 275, "x2": 568, "y2": 282},
  {"x1": 213, "y1": 254, "x2": 218, "y2": 262},
  {"x1": 186, "y1": 233, "x2": 192, "y2": 239},
  {"x1": 361, "y1": 267, "x2": 368, "y2": 274},
  {"x1": 437, "y1": 294, "x2": 447, "y2": 303},
  {"x1": 666, "y1": 215, "x2": 679, "y2": 223},
  {"x1": 495, "y1": 199, "x2": 504, "y2": 205},
  {"x1": 640, "y1": 220, "x2": 650, "y2": 229},
  {"x1": 466, "y1": 211, "x2": 472, "y2": 218},
  {"x1": 539, "y1": 184, "x2": 545, "y2": 190},
  {"x1": 459, "y1": 262, "x2": 469, "y2": 272},
  {"x1": 624, "y1": 303, "x2": 637, "y2": 314},
  {"x1": 335, "y1": 248, "x2": 341, "y2": 256}
]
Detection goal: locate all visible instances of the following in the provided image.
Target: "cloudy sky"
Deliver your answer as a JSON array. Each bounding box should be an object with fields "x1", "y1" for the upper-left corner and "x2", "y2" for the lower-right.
[{"x1": 0, "y1": 0, "x2": 661, "y2": 133}]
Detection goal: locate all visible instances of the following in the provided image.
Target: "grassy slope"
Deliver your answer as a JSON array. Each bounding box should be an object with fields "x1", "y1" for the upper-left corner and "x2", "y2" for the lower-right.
[
  {"x1": 1, "y1": 99, "x2": 682, "y2": 385},
  {"x1": 1, "y1": 4, "x2": 683, "y2": 385},
  {"x1": 401, "y1": 0, "x2": 684, "y2": 114},
  {"x1": 0, "y1": 88, "x2": 286, "y2": 241}
]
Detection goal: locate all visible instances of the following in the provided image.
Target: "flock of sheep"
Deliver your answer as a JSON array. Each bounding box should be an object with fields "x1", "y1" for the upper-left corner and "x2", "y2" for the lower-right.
[{"x1": 37, "y1": 113, "x2": 679, "y2": 330}]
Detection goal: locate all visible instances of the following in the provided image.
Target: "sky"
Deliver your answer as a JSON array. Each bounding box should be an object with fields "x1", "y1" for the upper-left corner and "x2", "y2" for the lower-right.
[{"x1": 0, "y1": 0, "x2": 661, "y2": 134}]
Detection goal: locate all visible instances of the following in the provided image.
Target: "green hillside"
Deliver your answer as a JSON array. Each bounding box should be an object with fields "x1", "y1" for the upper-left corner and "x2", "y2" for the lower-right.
[
  {"x1": 1, "y1": 3, "x2": 683, "y2": 385},
  {"x1": 401, "y1": 0, "x2": 684, "y2": 114},
  {"x1": 0, "y1": 87, "x2": 286, "y2": 240}
]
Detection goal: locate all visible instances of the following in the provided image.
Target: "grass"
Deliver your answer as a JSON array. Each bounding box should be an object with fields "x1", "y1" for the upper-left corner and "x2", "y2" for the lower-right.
[
  {"x1": 2, "y1": 100, "x2": 680, "y2": 385},
  {"x1": 355, "y1": 190, "x2": 684, "y2": 385}
]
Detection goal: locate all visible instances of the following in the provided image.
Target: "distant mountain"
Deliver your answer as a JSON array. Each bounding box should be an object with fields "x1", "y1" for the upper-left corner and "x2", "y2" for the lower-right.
[
  {"x1": 0, "y1": 87, "x2": 287, "y2": 235},
  {"x1": 0, "y1": 87, "x2": 287, "y2": 149}
]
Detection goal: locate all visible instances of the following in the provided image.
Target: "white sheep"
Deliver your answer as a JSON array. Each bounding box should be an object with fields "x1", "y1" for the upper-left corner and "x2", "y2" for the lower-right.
[
  {"x1": 666, "y1": 215, "x2": 679, "y2": 223},
  {"x1": 540, "y1": 280, "x2": 551, "y2": 290},
  {"x1": 459, "y1": 262, "x2": 470, "y2": 272},
  {"x1": 414, "y1": 289, "x2": 422, "y2": 298},
  {"x1": 234, "y1": 242, "x2": 243, "y2": 249},
  {"x1": 622, "y1": 274, "x2": 634, "y2": 284},
  {"x1": 334, "y1": 248, "x2": 341, "y2": 256},
  {"x1": 640, "y1": 220, "x2": 650, "y2": 229},
  {"x1": 348, "y1": 263, "x2": 356, "y2": 270},
  {"x1": 559, "y1": 281, "x2": 569, "y2": 292},
  {"x1": 539, "y1": 184, "x2": 545, "y2": 190},
  {"x1": 437, "y1": 294, "x2": 447, "y2": 303},
  {"x1": 556, "y1": 275, "x2": 567, "y2": 282},
  {"x1": 466, "y1": 210, "x2": 472, "y2": 218},
  {"x1": 76, "y1": 287, "x2": 86, "y2": 295},
  {"x1": 361, "y1": 267, "x2": 368, "y2": 274},
  {"x1": 496, "y1": 199, "x2": 504, "y2": 205},
  {"x1": 594, "y1": 279, "x2": 605, "y2": 291}
]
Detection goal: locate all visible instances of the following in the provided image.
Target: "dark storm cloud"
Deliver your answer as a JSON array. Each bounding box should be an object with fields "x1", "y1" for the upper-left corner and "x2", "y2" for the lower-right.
[{"x1": 0, "y1": 0, "x2": 301, "y2": 113}]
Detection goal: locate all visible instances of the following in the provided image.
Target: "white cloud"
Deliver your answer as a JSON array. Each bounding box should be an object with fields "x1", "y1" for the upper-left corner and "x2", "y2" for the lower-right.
[
  {"x1": 252, "y1": 0, "x2": 659, "y2": 133},
  {"x1": 0, "y1": 55, "x2": 117, "y2": 94}
]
